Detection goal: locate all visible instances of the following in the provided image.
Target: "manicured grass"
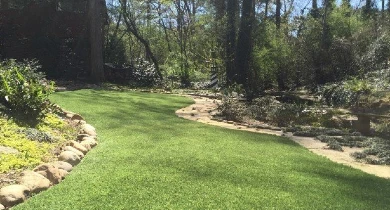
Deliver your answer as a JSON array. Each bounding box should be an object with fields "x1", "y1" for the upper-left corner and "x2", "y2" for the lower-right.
[{"x1": 15, "y1": 89, "x2": 390, "y2": 209}]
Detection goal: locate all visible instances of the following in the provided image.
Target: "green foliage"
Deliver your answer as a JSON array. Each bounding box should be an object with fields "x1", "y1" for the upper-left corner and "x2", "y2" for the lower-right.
[
  {"x1": 0, "y1": 118, "x2": 52, "y2": 173},
  {"x1": 358, "y1": 32, "x2": 390, "y2": 73},
  {"x1": 217, "y1": 97, "x2": 248, "y2": 122},
  {"x1": 130, "y1": 59, "x2": 161, "y2": 87},
  {"x1": 268, "y1": 103, "x2": 305, "y2": 127},
  {"x1": 18, "y1": 128, "x2": 55, "y2": 143},
  {"x1": 248, "y1": 96, "x2": 280, "y2": 122},
  {"x1": 320, "y1": 77, "x2": 374, "y2": 107},
  {"x1": 0, "y1": 60, "x2": 54, "y2": 122}
]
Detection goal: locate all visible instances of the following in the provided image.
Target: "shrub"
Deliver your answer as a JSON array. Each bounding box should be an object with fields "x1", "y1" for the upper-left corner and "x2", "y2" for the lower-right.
[
  {"x1": 269, "y1": 103, "x2": 304, "y2": 127},
  {"x1": 319, "y1": 78, "x2": 373, "y2": 107},
  {"x1": 248, "y1": 96, "x2": 279, "y2": 122},
  {"x1": 0, "y1": 59, "x2": 54, "y2": 122},
  {"x1": 217, "y1": 97, "x2": 248, "y2": 122},
  {"x1": 130, "y1": 58, "x2": 161, "y2": 87}
]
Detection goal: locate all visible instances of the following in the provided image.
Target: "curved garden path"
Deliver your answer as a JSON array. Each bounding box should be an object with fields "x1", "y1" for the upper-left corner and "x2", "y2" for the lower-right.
[{"x1": 176, "y1": 95, "x2": 390, "y2": 179}]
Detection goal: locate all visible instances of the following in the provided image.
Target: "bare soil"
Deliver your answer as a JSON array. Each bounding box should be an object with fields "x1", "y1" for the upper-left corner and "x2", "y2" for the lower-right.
[{"x1": 176, "y1": 95, "x2": 390, "y2": 179}]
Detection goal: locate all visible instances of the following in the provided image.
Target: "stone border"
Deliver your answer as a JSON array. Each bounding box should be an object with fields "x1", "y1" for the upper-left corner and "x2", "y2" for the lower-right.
[
  {"x1": 0, "y1": 109, "x2": 98, "y2": 209},
  {"x1": 176, "y1": 95, "x2": 390, "y2": 179}
]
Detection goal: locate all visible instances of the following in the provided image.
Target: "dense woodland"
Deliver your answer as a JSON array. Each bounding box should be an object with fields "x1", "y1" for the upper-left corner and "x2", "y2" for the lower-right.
[
  {"x1": 0, "y1": 0, "x2": 389, "y2": 95},
  {"x1": 102, "y1": 0, "x2": 390, "y2": 95}
]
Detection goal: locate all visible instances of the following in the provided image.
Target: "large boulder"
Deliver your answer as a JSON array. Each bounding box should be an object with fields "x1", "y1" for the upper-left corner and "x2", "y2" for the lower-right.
[
  {"x1": 17, "y1": 171, "x2": 51, "y2": 194},
  {"x1": 0, "y1": 185, "x2": 30, "y2": 207},
  {"x1": 67, "y1": 141, "x2": 88, "y2": 154},
  {"x1": 51, "y1": 161, "x2": 73, "y2": 172},
  {"x1": 79, "y1": 124, "x2": 97, "y2": 137},
  {"x1": 64, "y1": 146, "x2": 84, "y2": 159},
  {"x1": 33, "y1": 164, "x2": 63, "y2": 184},
  {"x1": 58, "y1": 151, "x2": 81, "y2": 166}
]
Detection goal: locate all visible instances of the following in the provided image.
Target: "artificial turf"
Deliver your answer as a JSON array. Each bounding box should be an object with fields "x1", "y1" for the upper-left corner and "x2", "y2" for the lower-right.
[{"x1": 15, "y1": 89, "x2": 390, "y2": 209}]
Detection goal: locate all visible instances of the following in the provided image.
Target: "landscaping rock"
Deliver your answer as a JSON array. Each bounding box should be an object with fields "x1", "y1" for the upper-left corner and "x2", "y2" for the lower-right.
[
  {"x1": 0, "y1": 184, "x2": 30, "y2": 207},
  {"x1": 79, "y1": 141, "x2": 92, "y2": 151},
  {"x1": 0, "y1": 203, "x2": 4, "y2": 210},
  {"x1": 17, "y1": 171, "x2": 51, "y2": 194},
  {"x1": 79, "y1": 124, "x2": 97, "y2": 136},
  {"x1": 77, "y1": 133, "x2": 91, "y2": 141},
  {"x1": 64, "y1": 146, "x2": 85, "y2": 159},
  {"x1": 67, "y1": 141, "x2": 88, "y2": 154},
  {"x1": 33, "y1": 164, "x2": 63, "y2": 184},
  {"x1": 58, "y1": 151, "x2": 81, "y2": 166},
  {"x1": 82, "y1": 136, "x2": 98, "y2": 147},
  {"x1": 58, "y1": 169, "x2": 69, "y2": 179},
  {"x1": 51, "y1": 161, "x2": 73, "y2": 172},
  {"x1": 70, "y1": 114, "x2": 84, "y2": 121},
  {"x1": 0, "y1": 146, "x2": 19, "y2": 154}
]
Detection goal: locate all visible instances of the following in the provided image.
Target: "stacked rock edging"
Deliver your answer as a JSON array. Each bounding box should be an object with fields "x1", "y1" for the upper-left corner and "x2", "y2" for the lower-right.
[{"x1": 0, "y1": 109, "x2": 98, "y2": 209}]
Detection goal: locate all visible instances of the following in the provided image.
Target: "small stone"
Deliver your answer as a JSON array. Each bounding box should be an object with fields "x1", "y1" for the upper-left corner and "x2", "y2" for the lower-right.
[
  {"x1": 0, "y1": 203, "x2": 4, "y2": 210},
  {"x1": 0, "y1": 185, "x2": 30, "y2": 207},
  {"x1": 33, "y1": 164, "x2": 63, "y2": 184},
  {"x1": 64, "y1": 146, "x2": 85, "y2": 159},
  {"x1": 67, "y1": 141, "x2": 88, "y2": 154},
  {"x1": 79, "y1": 124, "x2": 96, "y2": 136},
  {"x1": 17, "y1": 171, "x2": 51, "y2": 194},
  {"x1": 58, "y1": 151, "x2": 81, "y2": 166},
  {"x1": 51, "y1": 161, "x2": 73, "y2": 172}
]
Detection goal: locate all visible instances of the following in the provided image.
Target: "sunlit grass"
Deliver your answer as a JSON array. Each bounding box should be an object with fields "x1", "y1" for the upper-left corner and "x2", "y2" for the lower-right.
[{"x1": 15, "y1": 89, "x2": 390, "y2": 210}]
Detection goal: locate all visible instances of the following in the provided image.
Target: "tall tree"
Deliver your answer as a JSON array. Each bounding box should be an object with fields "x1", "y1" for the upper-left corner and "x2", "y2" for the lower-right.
[
  {"x1": 120, "y1": 0, "x2": 163, "y2": 80},
  {"x1": 212, "y1": 0, "x2": 226, "y2": 49},
  {"x1": 226, "y1": 0, "x2": 239, "y2": 84},
  {"x1": 235, "y1": 0, "x2": 255, "y2": 92},
  {"x1": 88, "y1": 0, "x2": 106, "y2": 83},
  {"x1": 275, "y1": 0, "x2": 281, "y2": 29},
  {"x1": 311, "y1": 0, "x2": 319, "y2": 18},
  {"x1": 364, "y1": 0, "x2": 372, "y2": 17}
]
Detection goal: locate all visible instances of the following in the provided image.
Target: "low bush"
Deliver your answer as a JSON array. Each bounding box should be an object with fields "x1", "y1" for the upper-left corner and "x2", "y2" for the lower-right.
[
  {"x1": 0, "y1": 59, "x2": 54, "y2": 123},
  {"x1": 217, "y1": 97, "x2": 248, "y2": 122},
  {"x1": 130, "y1": 58, "x2": 161, "y2": 87}
]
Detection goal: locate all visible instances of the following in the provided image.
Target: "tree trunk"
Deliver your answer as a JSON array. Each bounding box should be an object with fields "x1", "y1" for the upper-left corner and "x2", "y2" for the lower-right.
[
  {"x1": 364, "y1": 0, "x2": 372, "y2": 17},
  {"x1": 311, "y1": 0, "x2": 319, "y2": 18},
  {"x1": 120, "y1": 0, "x2": 163, "y2": 80},
  {"x1": 225, "y1": 0, "x2": 239, "y2": 85},
  {"x1": 88, "y1": 0, "x2": 105, "y2": 83},
  {"x1": 235, "y1": 0, "x2": 255, "y2": 92},
  {"x1": 275, "y1": 0, "x2": 281, "y2": 29},
  {"x1": 213, "y1": 0, "x2": 226, "y2": 49}
]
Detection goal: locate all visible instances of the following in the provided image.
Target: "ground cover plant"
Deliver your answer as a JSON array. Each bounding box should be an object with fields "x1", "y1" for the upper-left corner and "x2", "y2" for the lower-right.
[
  {"x1": 0, "y1": 113, "x2": 77, "y2": 183},
  {"x1": 14, "y1": 90, "x2": 390, "y2": 210}
]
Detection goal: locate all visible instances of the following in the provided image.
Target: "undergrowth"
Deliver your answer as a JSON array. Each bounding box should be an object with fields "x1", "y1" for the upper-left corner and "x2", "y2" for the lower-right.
[{"x1": 0, "y1": 113, "x2": 77, "y2": 173}]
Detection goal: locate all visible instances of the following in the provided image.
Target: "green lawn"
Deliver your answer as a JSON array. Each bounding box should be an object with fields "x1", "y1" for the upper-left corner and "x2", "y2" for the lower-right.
[{"x1": 15, "y1": 89, "x2": 390, "y2": 210}]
